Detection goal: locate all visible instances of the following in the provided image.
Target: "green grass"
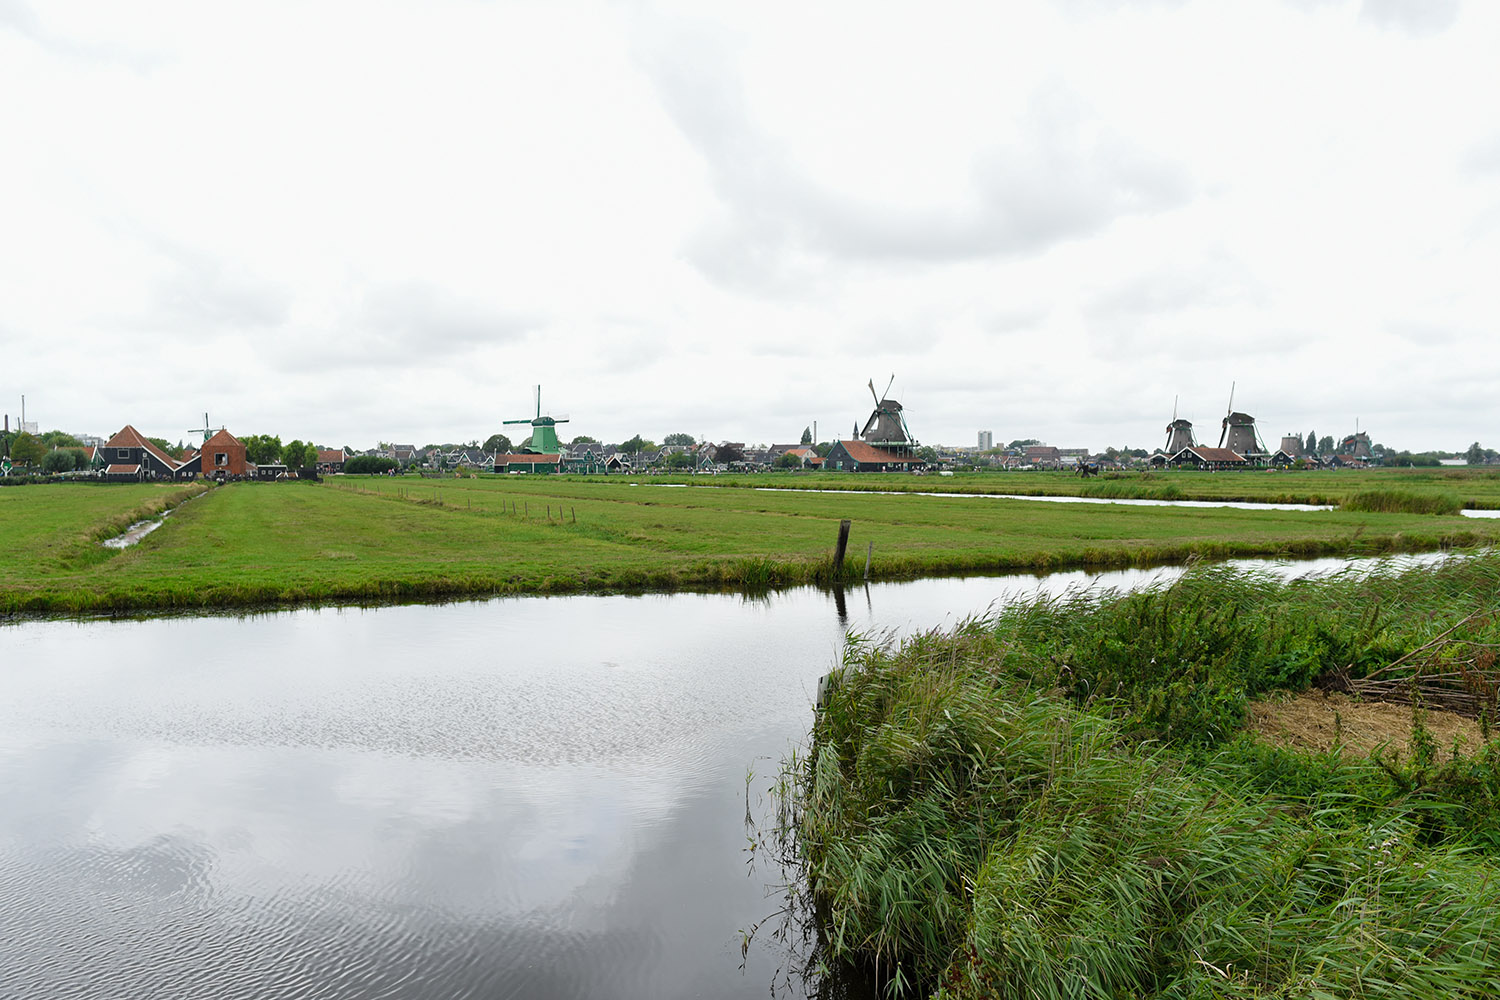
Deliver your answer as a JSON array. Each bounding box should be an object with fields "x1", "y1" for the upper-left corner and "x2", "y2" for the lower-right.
[
  {"x1": 785, "y1": 553, "x2": 1500, "y2": 998},
  {"x1": 2, "y1": 475, "x2": 1500, "y2": 613},
  {"x1": 1341, "y1": 488, "x2": 1464, "y2": 515},
  {"x1": 630, "y1": 466, "x2": 1500, "y2": 508}
]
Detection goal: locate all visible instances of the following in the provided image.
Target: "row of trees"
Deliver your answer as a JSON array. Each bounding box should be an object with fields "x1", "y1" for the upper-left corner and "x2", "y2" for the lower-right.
[{"x1": 239, "y1": 435, "x2": 321, "y2": 469}]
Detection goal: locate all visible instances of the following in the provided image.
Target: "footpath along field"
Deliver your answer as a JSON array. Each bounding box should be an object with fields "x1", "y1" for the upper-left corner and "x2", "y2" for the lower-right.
[{"x1": 1, "y1": 475, "x2": 1499, "y2": 613}]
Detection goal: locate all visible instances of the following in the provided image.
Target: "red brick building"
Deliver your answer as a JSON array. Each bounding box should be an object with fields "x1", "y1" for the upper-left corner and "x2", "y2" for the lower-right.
[{"x1": 201, "y1": 429, "x2": 249, "y2": 477}]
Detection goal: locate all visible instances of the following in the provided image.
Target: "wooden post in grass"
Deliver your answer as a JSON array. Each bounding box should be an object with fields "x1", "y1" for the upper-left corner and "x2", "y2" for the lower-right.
[
  {"x1": 865, "y1": 541, "x2": 873, "y2": 580},
  {"x1": 833, "y1": 519, "x2": 851, "y2": 575},
  {"x1": 571, "y1": 507, "x2": 576, "y2": 523}
]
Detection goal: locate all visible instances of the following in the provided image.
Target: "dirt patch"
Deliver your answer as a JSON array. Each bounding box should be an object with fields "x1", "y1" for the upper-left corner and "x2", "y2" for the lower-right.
[{"x1": 1246, "y1": 689, "x2": 1486, "y2": 759}]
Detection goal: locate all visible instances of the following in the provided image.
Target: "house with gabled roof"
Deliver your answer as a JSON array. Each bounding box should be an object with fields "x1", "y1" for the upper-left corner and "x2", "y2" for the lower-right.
[
  {"x1": 101, "y1": 425, "x2": 197, "y2": 480},
  {"x1": 200, "y1": 429, "x2": 247, "y2": 478},
  {"x1": 494, "y1": 452, "x2": 562, "y2": 474},
  {"x1": 824, "y1": 440, "x2": 925, "y2": 473},
  {"x1": 563, "y1": 441, "x2": 608, "y2": 474},
  {"x1": 1168, "y1": 446, "x2": 1247, "y2": 470},
  {"x1": 316, "y1": 448, "x2": 346, "y2": 474},
  {"x1": 780, "y1": 447, "x2": 819, "y2": 468}
]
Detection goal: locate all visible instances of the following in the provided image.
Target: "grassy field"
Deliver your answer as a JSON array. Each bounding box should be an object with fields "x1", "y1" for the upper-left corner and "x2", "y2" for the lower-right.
[
  {"x1": 631, "y1": 466, "x2": 1500, "y2": 508},
  {"x1": 1, "y1": 475, "x2": 1498, "y2": 613},
  {"x1": 783, "y1": 553, "x2": 1500, "y2": 998}
]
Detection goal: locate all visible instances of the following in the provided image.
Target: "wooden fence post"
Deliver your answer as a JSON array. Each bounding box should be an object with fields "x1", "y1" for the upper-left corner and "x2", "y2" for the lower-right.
[{"x1": 833, "y1": 519, "x2": 851, "y2": 574}]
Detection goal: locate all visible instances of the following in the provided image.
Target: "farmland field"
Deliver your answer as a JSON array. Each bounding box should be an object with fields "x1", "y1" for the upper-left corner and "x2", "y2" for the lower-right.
[
  {"x1": 2, "y1": 475, "x2": 1497, "y2": 613},
  {"x1": 620, "y1": 465, "x2": 1500, "y2": 507}
]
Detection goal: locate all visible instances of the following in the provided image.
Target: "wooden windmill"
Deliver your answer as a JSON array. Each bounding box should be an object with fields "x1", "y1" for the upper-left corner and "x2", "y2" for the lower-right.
[
  {"x1": 188, "y1": 412, "x2": 216, "y2": 443},
  {"x1": 1217, "y1": 384, "x2": 1267, "y2": 458},
  {"x1": 1163, "y1": 396, "x2": 1196, "y2": 453},
  {"x1": 503, "y1": 386, "x2": 569, "y2": 454},
  {"x1": 858, "y1": 376, "x2": 915, "y2": 447}
]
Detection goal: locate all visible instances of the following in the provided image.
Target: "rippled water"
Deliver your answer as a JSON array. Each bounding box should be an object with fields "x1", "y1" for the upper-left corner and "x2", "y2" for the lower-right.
[{"x1": 0, "y1": 552, "x2": 1457, "y2": 999}]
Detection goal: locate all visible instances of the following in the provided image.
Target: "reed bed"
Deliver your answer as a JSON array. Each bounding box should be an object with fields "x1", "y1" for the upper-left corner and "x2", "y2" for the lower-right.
[
  {"x1": 1341, "y1": 488, "x2": 1463, "y2": 515},
  {"x1": 784, "y1": 552, "x2": 1500, "y2": 998}
]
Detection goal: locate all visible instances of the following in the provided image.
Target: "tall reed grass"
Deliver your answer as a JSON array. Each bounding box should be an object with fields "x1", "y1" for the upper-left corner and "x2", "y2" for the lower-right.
[
  {"x1": 1342, "y1": 489, "x2": 1463, "y2": 515},
  {"x1": 784, "y1": 552, "x2": 1500, "y2": 998}
]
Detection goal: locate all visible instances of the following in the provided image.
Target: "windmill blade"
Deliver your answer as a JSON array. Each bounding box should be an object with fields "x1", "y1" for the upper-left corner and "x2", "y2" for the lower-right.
[
  {"x1": 883, "y1": 374, "x2": 896, "y2": 400},
  {"x1": 503, "y1": 418, "x2": 532, "y2": 425},
  {"x1": 868, "y1": 379, "x2": 879, "y2": 406},
  {"x1": 551, "y1": 413, "x2": 571, "y2": 423}
]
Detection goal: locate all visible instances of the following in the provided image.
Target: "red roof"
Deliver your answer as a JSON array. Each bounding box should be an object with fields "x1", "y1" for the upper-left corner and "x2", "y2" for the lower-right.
[
  {"x1": 202, "y1": 429, "x2": 243, "y2": 449},
  {"x1": 105, "y1": 464, "x2": 141, "y2": 475},
  {"x1": 837, "y1": 440, "x2": 923, "y2": 464},
  {"x1": 1178, "y1": 447, "x2": 1245, "y2": 463},
  {"x1": 317, "y1": 449, "x2": 344, "y2": 464},
  {"x1": 495, "y1": 453, "x2": 562, "y2": 465},
  {"x1": 103, "y1": 424, "x2": 181, "y2": 470}
]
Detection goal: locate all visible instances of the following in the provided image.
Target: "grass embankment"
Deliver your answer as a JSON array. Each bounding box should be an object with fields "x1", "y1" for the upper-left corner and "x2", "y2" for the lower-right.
[
  {"x1": 628, "y1": 467, "x2": 1500, "y2": 508},
  {"x1": 789, "y1": 554, "x2": 1500, "y2": 998},
  {"x1": 3, "y1": 477, "x2": 1500, "y2": 613}
]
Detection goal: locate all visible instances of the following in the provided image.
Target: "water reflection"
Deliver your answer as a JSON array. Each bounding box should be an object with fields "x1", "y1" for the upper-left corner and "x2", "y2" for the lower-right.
[{"x1": 0, "y1": 550, "x2": 1465, "y2": 999}]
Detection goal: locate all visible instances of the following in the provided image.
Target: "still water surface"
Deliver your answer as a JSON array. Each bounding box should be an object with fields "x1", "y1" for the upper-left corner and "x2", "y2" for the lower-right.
[{"x1": 0, "y1": 554, "x2": 1451, "y2": 999}]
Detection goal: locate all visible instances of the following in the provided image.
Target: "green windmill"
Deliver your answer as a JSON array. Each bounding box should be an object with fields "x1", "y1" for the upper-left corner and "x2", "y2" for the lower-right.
[{"x1": 504, "y1": 385, "x2": 569, "y2": 454}]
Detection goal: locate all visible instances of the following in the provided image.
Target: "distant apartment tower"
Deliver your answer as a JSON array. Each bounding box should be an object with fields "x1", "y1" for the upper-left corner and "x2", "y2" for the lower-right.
[{"x1": 978, "y1": 430, "x2": 993, "y2": 451}]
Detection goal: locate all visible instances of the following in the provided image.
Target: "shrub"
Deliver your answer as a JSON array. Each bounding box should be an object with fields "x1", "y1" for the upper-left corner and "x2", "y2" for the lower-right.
[{"x1": 344, "y1": 455, "x2": 398, "y2": 475}]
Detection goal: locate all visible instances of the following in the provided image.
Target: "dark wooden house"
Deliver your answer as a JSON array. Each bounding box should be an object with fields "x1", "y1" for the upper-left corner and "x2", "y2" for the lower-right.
[
  {"x1": 101, "y1": 425, "x2": 192, "y2": 480},
  {"x1": 824, "y1": 440, "x2": 925, "y2": 473}
]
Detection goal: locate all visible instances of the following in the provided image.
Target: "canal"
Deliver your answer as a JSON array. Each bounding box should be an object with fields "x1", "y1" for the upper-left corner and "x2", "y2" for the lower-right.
[{"x1": 0, "y1": 554, "x2": 1448, "y2": 999}]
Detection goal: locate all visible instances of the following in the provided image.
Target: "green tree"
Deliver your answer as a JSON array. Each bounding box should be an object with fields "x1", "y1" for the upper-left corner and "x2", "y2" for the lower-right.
[
  {"x1": 570, "y1": 435, "x2": 597, "y2": 444},
  {"x1": 666, "y1": 450, "x2": 695, "y2": 470},
  {"x1": 243, "y1": 434, "x2": 282, "y2": 465},
  {"x1": 483, "y1": 433, "x2": 513, "y2": 453},
  {"x1": 40, "y1": 430, "x2": 82, "y2": 449},
  {"x1": 42, "y1": 448, "x2": 78, "y2": 473},
  {"x1": 282, "y1": 440, "x2": 317, "y2": 468},
  {"x1": 813, "y1": 442, "x2": 833, "y2": 458},
  {"x1": 663, "y1": 433, "x2": 695, "y2": 446},
  {"x1": 1007, "y1": 438, "x2": 1041, "y2": 450},
  {"x1": 1305, "y1": 431, "x2": 1317, "y2": 455},
  {"x1": 1318, "y1": 435, "x2": 1334, "y2": 455},
  {"x1": 716, "y1": 442, "x2": 744, "y2": 464},
  {"x1": 9, "y1": 431, "x2": 44, "y2": 467},
  {"x1": 1466, "y1": 441, "x2": 1486, "y2": 465},
  {"x1": 146, "y1": 436, "x2": 177, "y2": 458},
  {"x1": 621, "y1": 435, "x2": 653, "y2": 455},
  {"x1": 800, "y1": 426, "x2": 812, "y2": 445},
  {"x1": 345, "y1": 455, "x2": 397, "y2": 474},
  {"x1": 775, "y1": 451, "x2": 803, "y2": 469},
  {"x1": 917, "y1": 446, "x2": 939, "y2": 464}
]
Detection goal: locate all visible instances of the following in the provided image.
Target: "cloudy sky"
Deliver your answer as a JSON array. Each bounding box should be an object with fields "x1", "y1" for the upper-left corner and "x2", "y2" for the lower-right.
[{"x1": 3, "y1": 0, "x2": 1496, "y2": 453}]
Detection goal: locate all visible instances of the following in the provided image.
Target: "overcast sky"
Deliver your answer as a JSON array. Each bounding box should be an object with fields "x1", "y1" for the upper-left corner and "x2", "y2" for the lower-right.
[{"x1": 3, "y1": 0, "x2": 1497, "y2": 453}]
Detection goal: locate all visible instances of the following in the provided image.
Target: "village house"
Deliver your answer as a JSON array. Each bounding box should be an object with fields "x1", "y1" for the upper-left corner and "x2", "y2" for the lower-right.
[
  {"x1": 494, "y1": 453, "x2": 563, "y2": 474},
  {"x1": 100, "y1": 425, "x2": 197, "y2": 481},
  {"x1": 823, "y1": 439, "x2": 925, "y2": 473},
  {"x1": 201, "y1": 429, "x2": 250, "y2": 478},
  {"x1": 316, "y1": 448, "x2": 347, "y2": 474}
]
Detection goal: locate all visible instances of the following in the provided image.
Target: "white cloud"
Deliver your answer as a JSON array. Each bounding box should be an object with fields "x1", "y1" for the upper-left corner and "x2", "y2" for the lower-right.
[{"x1": 0, "y1": 0, "x2": 1496, "y2": 453}]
